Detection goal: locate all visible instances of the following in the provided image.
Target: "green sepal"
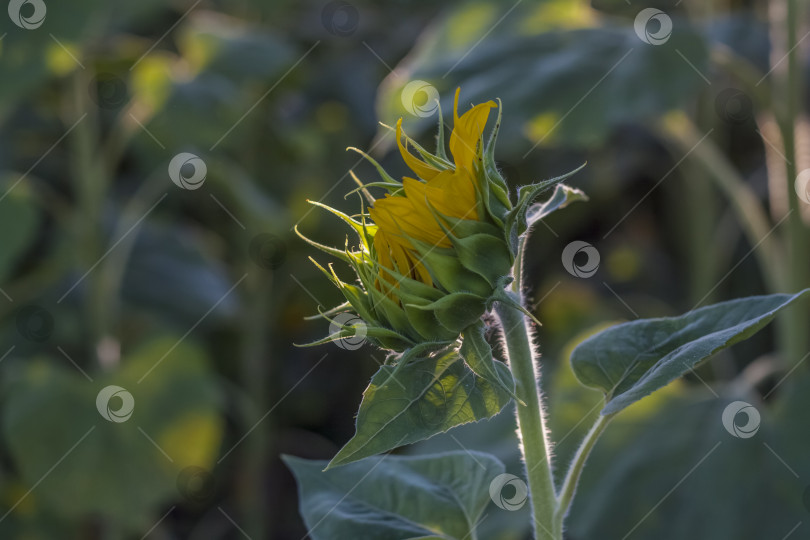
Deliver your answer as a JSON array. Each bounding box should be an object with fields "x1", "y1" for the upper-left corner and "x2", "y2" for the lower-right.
[
  {"x1": 294, "y1": 321, "x2": 412, "y2": 349},
  {"x1": 306, "y1": 199, "x2": 370, "y2": 242},
  {"x1": 435, "y1": 213, "x2": 503, "y2": 239},
  {"x1": 397, "y1": 275, "x2": 445, "y2": 303},
  {"x1": 483, "y1": 99, "x2": 508, "y2": 195},
  {"x1": 526, "y1": 183, "x2": 589, "y2": 229},
  {"x1": 344, "y1": 182, "x2": 403, "y2": 199},
  {"x1": 347, "y1": 146, "x2": 400, "y2": 186},
  {"x1": 451, "y1": 233, "x2": 513, "y2": 287},
  {"x1": 303, "y1": 301, "x2": 352, "y2": 321},
  {"x1": 384, "y1": 277, "x2": 459, "y2": 342},
  {"x1": 406, "y1": 292, "x2": 487, "y2": 333},
  {"x1": 483, "y1": 175, "x2": 511, "y2": 227},
  {"x1": 365, "y1": 285, "x2": 416, "y2": 342},
  {"x1": 460, "y1": 321, "x2": 522, "y2": 405},
  {"x1": 396, "y1": 285, "x2": 460, "y2": 341},
  {"x1": 423, "y1": 210, "x2": 512, "y2": 288},
  {"x1": 481, "y1": 99, "x2": 512, "y2": 225},
  {"x1": 308, "y1": 258, "x2": 379, "y2": 328},
  {"x1": 435, "y1": 99, "x2": 449, "y2": 161},
  {"x1": 408, "y1": 238, "x2": 493, "y2": 298},
  {"x1": 504, "y1": 163, "x2": 586, "y2": 253}
]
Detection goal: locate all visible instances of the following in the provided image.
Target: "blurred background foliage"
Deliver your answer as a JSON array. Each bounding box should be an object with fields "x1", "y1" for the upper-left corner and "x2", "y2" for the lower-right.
[{"x1": 0, "y1": 0, "x2": 808, "y2": 538}]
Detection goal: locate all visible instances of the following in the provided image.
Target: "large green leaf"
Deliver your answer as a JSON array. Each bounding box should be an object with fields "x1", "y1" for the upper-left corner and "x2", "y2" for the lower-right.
[
  {"x1": 568, "y1": 394, "x2": 806, "y2": 539},
  {"x1": 328, "y1": 350, "x2": 513, "y2": 468},
  {"x1": 285, "y1": 451, "x2": 505, "y2": 540},
  {"x1": 571, "y1": 291, "x2": 810, "y2": 415},
  {"x1": 122, "y1": 220, "x2": 240, "y2": 327},
  {"x1": 2, "y1": 337, "x2": 224, "y2": 530},
  {"x1": 377, "y1": 1, "x2": 709, "y2": 151}
]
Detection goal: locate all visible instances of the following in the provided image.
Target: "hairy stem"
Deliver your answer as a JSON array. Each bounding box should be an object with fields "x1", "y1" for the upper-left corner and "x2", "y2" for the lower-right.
[
  {"x1": 554, "y1": 412, "x2": 613, "y2": 525},
  {"x1": 495, "y1": 297, "x2": 558, "y2": 539}
]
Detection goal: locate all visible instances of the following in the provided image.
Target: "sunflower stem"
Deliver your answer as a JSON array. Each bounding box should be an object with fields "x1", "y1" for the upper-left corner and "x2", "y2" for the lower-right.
[{"x1": 495, "y1": 297, "x2": 558, "y2": 539}]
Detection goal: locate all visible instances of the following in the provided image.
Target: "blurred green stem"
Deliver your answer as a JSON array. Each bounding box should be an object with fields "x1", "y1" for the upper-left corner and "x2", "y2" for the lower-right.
[
  {"x1": 68, "y1": 70, "x2": 110, "y2": 349},
  {"x1": 661, "y1": 119, "x2": 786, "y2": 294},
  {"x1": 234, "y1": 268, "x2": 273, "y2": 538},
  {"x1": 774, "y1": 0, "x2": 809, "y2": 366},
  {"x1": 495, "y1": 296, "x2": 557, "y2": 539},
  {"x1": 96, "y1": 169, "x2": 167, "y2": 335}
]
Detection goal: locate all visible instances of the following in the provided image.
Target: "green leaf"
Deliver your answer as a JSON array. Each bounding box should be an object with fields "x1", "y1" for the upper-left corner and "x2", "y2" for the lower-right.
[
  {"x1": 377, "y1": 5, "x2": 709, "y2": 151},
  {"x1": 569, "y1": 392, "x2": 806, "y2": 539},
  {"x1": 571, "y1": 291, "x2": 810, "y2": 415},
  {"x1": 2, "y1": 337, "x2": 224, "y2": 530},
  {"x1": 328, "y1": 349, "x2": 513, "y2": 468},
  {"x1": 285, "y1": 451, "x2": 505, "y2": 540}
]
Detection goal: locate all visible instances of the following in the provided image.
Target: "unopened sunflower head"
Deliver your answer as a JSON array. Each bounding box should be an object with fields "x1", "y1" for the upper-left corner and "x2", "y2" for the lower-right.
[{"x1": 297, "y1": 87, "x2": 584, "y2": 356}]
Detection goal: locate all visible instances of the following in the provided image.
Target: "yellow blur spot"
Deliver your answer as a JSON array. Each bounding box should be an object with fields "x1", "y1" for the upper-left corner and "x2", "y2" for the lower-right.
[
  {"x1": 446, "y1": 3, "x2": 497, "y2": 49},
  {"x1": 1, "y1": 481, "x2": 36, "y2": 516},
  {"x1": 46, "y1": 42, "x2": 80, "y2": 76},
  {"x1": 660, "y1": 110, "x2": 690, "y2": 135},
  {"x1": 131, "y1": 54, "x2": 175, "y2": 113},
  {"x1": 179, "y1": 30, "x2": 221, "y2": 75},
  {"x1": 519, "y1": 0, "x2": 595, "y2": 34},
  {"x1": 158, "y1": 411, "x2": 223, "y2": 469},
  {"x1": 606, "y1": 246, "x2": 642, "y2": 283},
  {"x1": 524, "y1": 112, "x2": 559, "y2": 146}
]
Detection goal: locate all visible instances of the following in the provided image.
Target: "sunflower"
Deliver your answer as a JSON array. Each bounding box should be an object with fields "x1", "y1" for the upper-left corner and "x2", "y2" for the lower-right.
[{"x1": 297, "y1": 86, "x2": 583, "y2": 353}]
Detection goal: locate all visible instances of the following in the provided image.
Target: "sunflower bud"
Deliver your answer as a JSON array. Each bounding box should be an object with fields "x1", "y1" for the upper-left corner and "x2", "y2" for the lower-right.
[{"x1": 297, "y1": 87, "x2": 583, "y2": 389}]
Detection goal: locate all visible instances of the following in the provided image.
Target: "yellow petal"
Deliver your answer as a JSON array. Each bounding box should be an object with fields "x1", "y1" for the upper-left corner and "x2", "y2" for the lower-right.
[
  {"x1": 450, "y1": 87, "x2": 495, "y2": 172},
  {"x1": 404, "y1": 172, "x2": 478, "y2": 224},
  {"x1": 373, "y1": 229, "x2": 433, "y2": 288},
  {"x1": 397, "y1": 119, "x2": 441, "y2": 181},
  {"x1": 370, "y1": 195, "x2": 446, "y2": 246}
]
